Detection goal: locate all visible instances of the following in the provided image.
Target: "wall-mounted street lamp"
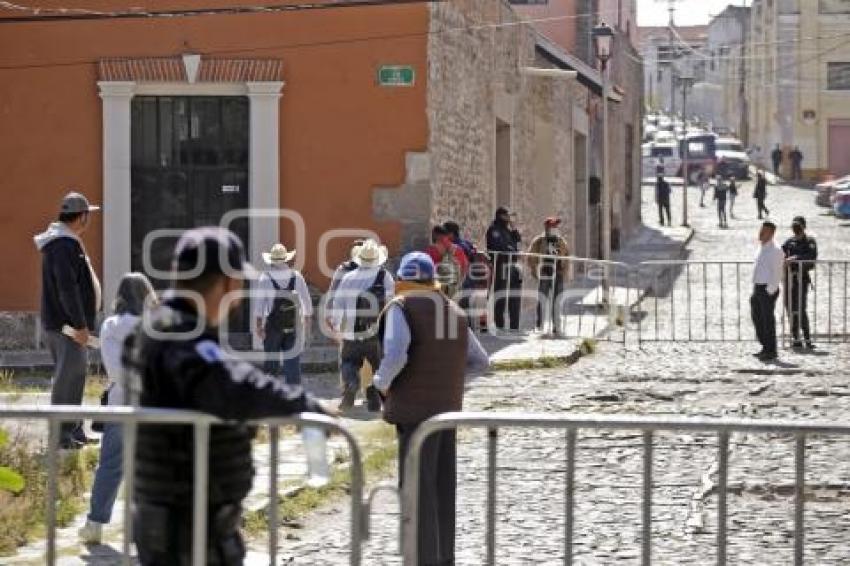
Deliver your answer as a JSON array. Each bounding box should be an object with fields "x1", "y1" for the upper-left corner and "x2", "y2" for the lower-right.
[{"x1": 593, "y1": 21, "x2": 615, "y2": 319}]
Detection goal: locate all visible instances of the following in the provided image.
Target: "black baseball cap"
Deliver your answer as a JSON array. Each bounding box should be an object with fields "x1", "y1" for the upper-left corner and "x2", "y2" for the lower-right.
[{"x1": 172, "y1": 227, "x2": 258, "y2": 280}]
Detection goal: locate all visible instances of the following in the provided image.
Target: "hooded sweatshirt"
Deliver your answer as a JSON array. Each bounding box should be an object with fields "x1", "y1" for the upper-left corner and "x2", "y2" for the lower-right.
[{"x1": 34, "y1": 222, "x2": 101, "y2": 332}]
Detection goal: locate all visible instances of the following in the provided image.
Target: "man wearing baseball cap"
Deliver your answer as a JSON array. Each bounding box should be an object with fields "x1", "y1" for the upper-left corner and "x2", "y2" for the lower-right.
[
  {"x1": 373, "y1": 252, "x2": 489, "y2": 566},
  {"x1": 34, "y1": 191, "x2": 102, "y2": 449},
  {"x1": 123, "y1": 226, "x2": 332, "y2": 565},
  {"x1": 527, "y1": 217, "x2": 570, "y2": 334}
]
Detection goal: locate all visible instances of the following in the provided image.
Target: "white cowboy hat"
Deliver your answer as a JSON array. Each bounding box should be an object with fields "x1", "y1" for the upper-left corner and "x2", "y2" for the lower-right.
[
  {"x1": 354, "y1": 239, "x2": 388, "y2": 267},
  {"x1": 262, "y1": 243, "x2": 296, "y2": 265}
]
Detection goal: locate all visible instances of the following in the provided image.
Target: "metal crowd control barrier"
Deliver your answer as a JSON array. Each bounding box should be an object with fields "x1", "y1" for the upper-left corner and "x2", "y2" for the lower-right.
[
  {"x1": 401, "y1": 412, "x2": 849, "y2": 566},
  {"x1": 633, "y1": 259, "x2": 850, "y2": 345},
  {"x1": 477, "y1": 251, "x2": 634, "y2": 343},
  {"x1": 0, "y1": 405, "x2": 365, "y2": 566}
]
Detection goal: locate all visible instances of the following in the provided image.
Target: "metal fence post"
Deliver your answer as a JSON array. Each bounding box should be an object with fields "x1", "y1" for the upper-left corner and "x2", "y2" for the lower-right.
[
  {"x1": 564, "y1": 428, "x2": 576, "y2": 566},
  {"x1": 487, "y1": 428, "x2": 498, "y2": 566},
  {"x1": 122, "y1": 420, "x2": 137, "y2": 566},
  {"x1": 45, "y1": 418, "x2": 60, "y2": 566},
  {"x1": 642, "y1": 430, "x2": 653, "y2": 566},
  {"x1": 269, "y1": 425, "x2": 280, "y2": 564},
  {"x1": 192, "y1": 422, "x2": 211, "y2": 566},
  {"x1": 717, "y1": 431, "x2": 729, "y2": 566},
  {"x1": 794, "y1": 434, "x2": 806, "y2": 566}
]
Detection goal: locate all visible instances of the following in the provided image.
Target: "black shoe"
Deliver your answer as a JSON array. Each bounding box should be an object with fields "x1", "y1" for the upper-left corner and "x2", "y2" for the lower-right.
[
  {"x1": 758, "y1": 351, "x2": 778, "y2": 362},
  {"x1": 805, "y1": 341, "x2": 815, "y2": 350},
  {"x1": 365, "y1": 386, "x2": 382, "y2": 412},
  {"x1": 752, "y1": 350, "x2": 765, "y2": 357},
  {"x1": 791, "y1": 341, "x2": 804, "y2": 349},
  {"x1": 71, "y1": 428, "x2": 99, "y2": 445},
  {"x1": 339, "y1": 384, "x2": 357, "y2": 410}
]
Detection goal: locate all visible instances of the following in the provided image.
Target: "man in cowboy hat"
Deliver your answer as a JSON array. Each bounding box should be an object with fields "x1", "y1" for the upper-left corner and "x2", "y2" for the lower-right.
[
  {"x1": 254, "y1": 243, "x2": 313, "y2": 385},
  {"x1": 34, "y1": 191, "x2": 102, "y2": 449},
  {"x1": 329, "y1": 239, "x2": 395, "y2": 410}
]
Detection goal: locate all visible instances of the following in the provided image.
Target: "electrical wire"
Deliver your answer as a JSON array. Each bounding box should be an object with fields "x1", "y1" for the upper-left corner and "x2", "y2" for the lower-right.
[{"x1": 0, "y1": 6, "x2": 626, "y2": 70}]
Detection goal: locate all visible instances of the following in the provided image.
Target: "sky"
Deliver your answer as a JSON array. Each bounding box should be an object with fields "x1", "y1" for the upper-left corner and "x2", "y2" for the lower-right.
[{"x1": 636, "y1": 0, "x2": 751, "y2": 27}]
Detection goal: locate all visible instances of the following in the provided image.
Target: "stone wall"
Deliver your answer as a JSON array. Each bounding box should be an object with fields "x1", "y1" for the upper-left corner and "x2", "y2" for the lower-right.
[{"x1": 426, "y1": 0, "x2": 579, "y2": 251}]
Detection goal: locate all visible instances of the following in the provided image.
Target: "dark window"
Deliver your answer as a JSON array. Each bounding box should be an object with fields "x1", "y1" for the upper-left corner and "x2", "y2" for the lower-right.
[{"x1": 827, "y1": 62, "x2": 850, "y2": 90}]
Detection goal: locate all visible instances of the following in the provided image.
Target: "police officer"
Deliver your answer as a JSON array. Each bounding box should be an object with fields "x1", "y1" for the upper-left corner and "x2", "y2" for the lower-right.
[
  {"x1": 124, "y1": 227, "x2": 331, "y2": 565},
  {"x1": 486, "y1": 206, "x2": 522, "y2": 330},
  {"x1": 782, "y1": 216, "x2": 818, "y2": 349}
]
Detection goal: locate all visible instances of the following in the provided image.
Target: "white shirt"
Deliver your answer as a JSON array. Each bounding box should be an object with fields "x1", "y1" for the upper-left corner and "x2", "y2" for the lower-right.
[
  {"x1": 99, "y1": 313, "x2": 140, "y2": 405},
  {"x1": 254, "y1": 267, "x2": 313, "y2": 320},
  {"x1": 330, "y1": 267, "x2": 395, "y2": 339},
  {"x1": 753, "y1": 240, "x2": 785, "y2": 295},
  {"x1": 373, "y1": 302, "x2": 490, "y2": 392}
]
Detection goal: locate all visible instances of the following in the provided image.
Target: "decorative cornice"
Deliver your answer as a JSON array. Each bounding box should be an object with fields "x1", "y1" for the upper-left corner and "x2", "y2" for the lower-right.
[{"x1": 98, "y1": 57, "x2": 282, "y2": 83}]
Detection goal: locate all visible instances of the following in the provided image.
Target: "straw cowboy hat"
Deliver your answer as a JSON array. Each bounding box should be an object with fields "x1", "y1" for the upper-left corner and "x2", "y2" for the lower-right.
[
  {"x1": 262, "y1": 243, "x2": 296, "y2": 265},
  {"x1": 354, "y1": 239, "x2": 388, "y2": 268}
]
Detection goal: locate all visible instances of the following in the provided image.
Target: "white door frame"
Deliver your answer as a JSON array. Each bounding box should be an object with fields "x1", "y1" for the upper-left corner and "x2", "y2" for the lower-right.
[{"x1": 98, "y1": 79, "x2": 284, "y2": 307}]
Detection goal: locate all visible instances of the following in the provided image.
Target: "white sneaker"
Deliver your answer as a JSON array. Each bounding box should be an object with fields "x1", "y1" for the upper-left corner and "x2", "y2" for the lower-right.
[{"x1": 78, "y1": 520, "x2": 103, "y2": 544}]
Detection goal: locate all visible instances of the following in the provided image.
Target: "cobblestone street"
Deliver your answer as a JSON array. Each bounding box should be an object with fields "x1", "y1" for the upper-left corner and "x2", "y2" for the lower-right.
[{"x1": 271, "y1": 179, "x2": 850, "y2": 565}]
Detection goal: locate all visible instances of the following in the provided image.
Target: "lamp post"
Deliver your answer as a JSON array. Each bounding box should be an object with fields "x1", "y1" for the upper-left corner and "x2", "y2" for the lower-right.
[
  {"x1": 678, "y1": 73, "x2": 695, "y2": 227},
  {"x1": 593, "y1": 21, "x2": 614, "y2": 319}
]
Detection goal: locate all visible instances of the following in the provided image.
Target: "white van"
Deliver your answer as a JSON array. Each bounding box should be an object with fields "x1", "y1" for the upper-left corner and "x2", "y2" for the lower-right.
[{"x1": 642, "y1": 142, "x2": 682, "y2": 178}]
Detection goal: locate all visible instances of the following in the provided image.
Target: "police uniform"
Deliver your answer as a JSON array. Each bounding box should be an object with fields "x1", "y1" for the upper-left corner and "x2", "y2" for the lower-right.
[
  {"x1": 782, "y1": 232, "x2": 818, "y2": 346},
  {"x1": 124, "y1": 228, "x2": 325, "y2": 565},
  {"x1": 486, "y1": 209, "x2": 522, "y2": 330}
]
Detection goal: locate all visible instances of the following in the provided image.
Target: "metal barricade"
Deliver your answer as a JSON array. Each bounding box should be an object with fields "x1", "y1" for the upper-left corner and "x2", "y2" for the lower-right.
[
  {"x1": 784, "y1": 260, "x2": 850, "y2": 346},
  {"x1": 401, "y1": 411, "x2": 850, "y2": 566},
  {"x1": 634, "y1": 259, "x2": 850, "y2": 345},
  {"x1": 474, "y1": 251, "x2": 634, "y2": 343},
  {"x1": 0, "y1": 405, "x2": 366, "y2": 566}
]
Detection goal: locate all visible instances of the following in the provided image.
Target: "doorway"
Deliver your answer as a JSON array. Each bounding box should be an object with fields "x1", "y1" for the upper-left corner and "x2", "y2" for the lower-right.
[
  {"x1": 496, "y1": 120, "x2": 512, "y2": 209},
  {"x1": 130, "y1": 96, "x2": 250, "y2": 287}
]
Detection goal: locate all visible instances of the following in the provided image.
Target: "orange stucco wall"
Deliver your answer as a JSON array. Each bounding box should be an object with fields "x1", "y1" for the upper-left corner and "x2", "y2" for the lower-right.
[
  {"x1": 0, "y1": 2, "x2": 429, "y2": 310},
  {"x1": 513, "y1": 0, "x2": 578, "y2": 54}
]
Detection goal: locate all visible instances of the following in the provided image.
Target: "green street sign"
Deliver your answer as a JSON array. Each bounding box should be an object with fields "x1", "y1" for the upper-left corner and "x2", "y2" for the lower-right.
[{"x1": 378, "y1": 65, "x2": 415, "y2": 87}]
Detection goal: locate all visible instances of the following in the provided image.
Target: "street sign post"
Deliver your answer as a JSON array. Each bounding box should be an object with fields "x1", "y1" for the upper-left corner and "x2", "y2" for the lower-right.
[{"x1": 377, "y1": 65, "x2": 415, "y2": 87}]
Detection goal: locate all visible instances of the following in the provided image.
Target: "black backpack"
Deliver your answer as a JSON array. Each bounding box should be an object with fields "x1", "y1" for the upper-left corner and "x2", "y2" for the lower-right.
[
  {"x1": 264, "y1": 274, "x2": 299, "y2": 335},
  {"x1": 353, "y1": 269, "x2": 388, "y2": 338}
]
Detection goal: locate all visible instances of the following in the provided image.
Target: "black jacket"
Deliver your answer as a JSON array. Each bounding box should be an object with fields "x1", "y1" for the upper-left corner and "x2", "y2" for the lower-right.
[
  {"x1": 125, "y1": 298, "x2": 324, "y2": 507},
  {"x1": 486, "y1": 220, "x2": 521, "y2": 254},
  {"x1": 754, "y1": 177, "x2": 767, "y2": 199},
  {"x1": 36, "y1": 234, "x2": 97, "y2": 331}
]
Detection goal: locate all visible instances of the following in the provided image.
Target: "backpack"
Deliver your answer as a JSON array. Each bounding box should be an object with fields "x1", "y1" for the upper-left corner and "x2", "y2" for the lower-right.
[
  {"x1": 264, "y1": 274, "x2": 299, "y2": 335},
  {"x1": 353, "y1": 269, "x2": 388, "y2": 338}
]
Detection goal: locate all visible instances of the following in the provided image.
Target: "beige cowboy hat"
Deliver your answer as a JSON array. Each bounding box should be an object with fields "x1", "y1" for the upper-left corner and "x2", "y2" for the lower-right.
[
  {"x1": 354, "y1": 239, "x2": 388, "y2": 268},
  {"x1": 262, "y1": 243, "x2": 296, "y2": 265}
]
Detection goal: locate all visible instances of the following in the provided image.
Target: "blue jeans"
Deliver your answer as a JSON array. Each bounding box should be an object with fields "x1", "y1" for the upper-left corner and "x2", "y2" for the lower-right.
[
  {"x1": 88, "y1": 423, "x2": 123, "y2": 524},
  {"x1": 263, "y1": 331, "x2": 302, "y2": 386}
]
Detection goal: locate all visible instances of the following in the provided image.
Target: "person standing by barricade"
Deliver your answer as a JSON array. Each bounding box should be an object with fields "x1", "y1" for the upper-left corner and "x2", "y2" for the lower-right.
[
  {"x1": 124, "y1": 227, "x2": 332, "y2": 565},
  {"x1": 782, "y1": 216, "x2": 818, "y2": 349},
  {"x1": 373, "y1": 252, "x2": 489, "y2": 566},
  {"x1": 34, "y1": 191, "x2": 102, "y2": 449},
  {"x1": 79, "y1": 272, "x2": 155, "y2": 544},
  {"x1": 486, "y1": 207, "x2": 522, "y2": 330},
  {"x1": 751, "y1": 221, "x2": 785, "y2": 361},
  {"x1": 527, "y1": 217, "x2": 570, "y2": 335}
]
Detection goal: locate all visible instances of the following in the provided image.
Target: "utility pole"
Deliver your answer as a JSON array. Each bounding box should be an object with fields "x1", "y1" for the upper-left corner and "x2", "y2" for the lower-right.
[{"x1": 656, "y1": 0, "x2": 681, "y2": 114}]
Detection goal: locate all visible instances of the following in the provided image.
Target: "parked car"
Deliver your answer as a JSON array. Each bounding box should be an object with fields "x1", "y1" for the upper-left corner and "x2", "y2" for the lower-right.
[
  {"x1": 714, "y1": 138, "x2": 751, "y2": 179},
  {"x1": 834, "y1": 190, "x2": 850, "y2": 218},
  {"x1": 815, "y1": 175, "x2": 850, "y2": 207},
  {"x1": 642, "y1": 141, "x2": 682, "y2": 178}
]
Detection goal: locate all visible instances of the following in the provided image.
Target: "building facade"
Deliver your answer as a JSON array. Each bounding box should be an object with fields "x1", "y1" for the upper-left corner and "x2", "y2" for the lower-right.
[
  {"x1": 0, "y1": 0, "x2": 643, "y2": 345},
  {"x1": 746, "y1": 0, "x2": 850, "y2": 179}
]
